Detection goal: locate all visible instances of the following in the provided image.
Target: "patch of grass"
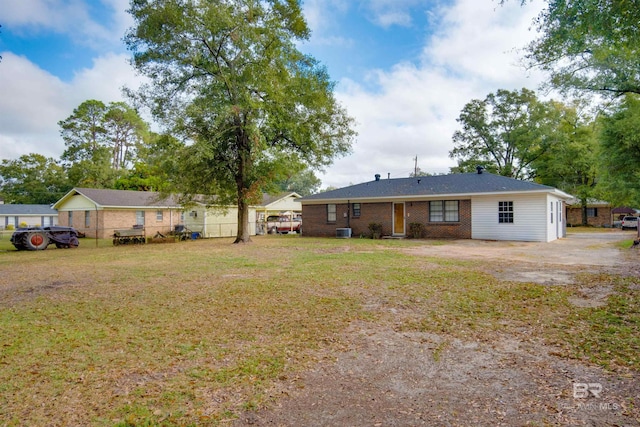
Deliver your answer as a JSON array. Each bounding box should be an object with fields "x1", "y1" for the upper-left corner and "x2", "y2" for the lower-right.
[
  {"x1": 0, "y1": 236, "x2": 638, "y2": 426},
  {"x1": 552, "y1": 277, "x2": 640, "y2": 370}
]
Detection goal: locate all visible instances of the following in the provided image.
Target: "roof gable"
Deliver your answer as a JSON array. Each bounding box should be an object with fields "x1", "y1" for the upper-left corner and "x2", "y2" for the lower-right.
[
  {"x1": 301, "y1": 173, "x2": 572, "y2": 202},
  {"x1": 259, "y1": 192, "x2": 301, "y2": 208}
]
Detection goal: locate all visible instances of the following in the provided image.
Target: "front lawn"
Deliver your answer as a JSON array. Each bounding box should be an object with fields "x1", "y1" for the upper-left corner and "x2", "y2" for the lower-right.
[{"x1": 0, "y1": 236, "x2": 637, "y2": 425}]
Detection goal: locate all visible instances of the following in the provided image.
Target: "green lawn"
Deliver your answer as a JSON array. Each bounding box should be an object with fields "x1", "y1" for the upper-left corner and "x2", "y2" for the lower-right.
[{"x1": 0, "y1": 236, "x2": 638, "y2": 426}]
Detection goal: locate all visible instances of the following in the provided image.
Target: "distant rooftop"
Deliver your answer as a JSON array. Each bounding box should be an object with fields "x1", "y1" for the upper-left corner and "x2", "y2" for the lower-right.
[{"x1": 0, "y1": 204, "x2": 57, "y2": 215}]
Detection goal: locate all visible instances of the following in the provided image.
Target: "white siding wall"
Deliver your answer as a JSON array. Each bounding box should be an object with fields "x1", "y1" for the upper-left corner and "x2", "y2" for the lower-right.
[
  {"x1": 546, "y1": 195, "x2": 566, "y2": 242},
  {"x1": 59, "y1": 194, "x2": 97, "y2": 210},
  {"x1": 471, "y1": 193, "x2": 554, "y2": 242},
  {"x1": 185, "y1": 205, "x2": 257, "y2": 238}
]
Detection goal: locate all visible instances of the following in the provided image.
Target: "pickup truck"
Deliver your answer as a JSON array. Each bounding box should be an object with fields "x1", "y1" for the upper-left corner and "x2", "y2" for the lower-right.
[{"x1": 266, "y1": 215, "x2": 302, "y2": 234}]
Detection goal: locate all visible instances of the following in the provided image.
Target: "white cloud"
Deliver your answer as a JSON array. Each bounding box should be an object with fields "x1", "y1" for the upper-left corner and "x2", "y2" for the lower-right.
[
  {"x1": 0, "y1": 0, "x2": 129, "y2": 49},
  {"x1": 425, "y1": 0, "x2": 544, "y2": 86},
  {"x1": 302, "y1": 0, "x2": 350, "y2": 34},
  {"x1": 366, "y1": 0, "x2": 425, "y2": 28},
  {"x1": 0, "y1": 52, "x2": 69, "y2": 159},
  {"x1": 0, "y1": 51, "x2": 142, "y2": 160},
  {"x1": 318, "y1": 0, "x2": 548, "y2": 188},
  {"x1": 0, "y1": 0, "x2": 550, "y2": 193}
]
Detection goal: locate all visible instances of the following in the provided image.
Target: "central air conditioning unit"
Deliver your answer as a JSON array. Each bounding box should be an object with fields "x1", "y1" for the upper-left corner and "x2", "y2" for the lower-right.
[{"x1": 336, "y1": 228, "x2": 352, "y2": 238}]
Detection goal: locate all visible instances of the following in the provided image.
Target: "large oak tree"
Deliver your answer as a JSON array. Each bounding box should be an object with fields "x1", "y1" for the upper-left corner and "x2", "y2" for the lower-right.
[
  {"x1": 449, "y1": 88, "x2": 562, "y2": 179},
  {"x1": 532, "y1": 101, "x2": 599, "y2": 225},
  {"x1": 125, "y1": 0, "x2": 356, "y2": 243}
]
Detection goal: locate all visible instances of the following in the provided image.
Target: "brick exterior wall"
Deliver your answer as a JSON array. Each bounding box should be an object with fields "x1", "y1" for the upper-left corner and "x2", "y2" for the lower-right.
[
  {"x1": 408, "y1": 200, "x2": 472, "y2": 239},
  {"x1": 302, "y1": 199, "x2": 472, "y2": 239},
  {"x1": 566, "y1": 206, "x2": 613, "y2": 227},
  {"x1": 58, "y1": 208, "x2": 183, "y2": 239}
]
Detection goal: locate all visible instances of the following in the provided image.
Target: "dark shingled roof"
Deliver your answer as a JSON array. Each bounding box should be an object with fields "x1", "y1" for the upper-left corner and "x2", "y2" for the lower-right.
[
  {"x1": 301, "y1": 172, "x2": 566, "y2": 201},
  {"x1": 0, "y1": 204, "x2": 57, "y2": 215},
  {"x1": 67, "y1": 188, "x2": 180, "y2": 208}
]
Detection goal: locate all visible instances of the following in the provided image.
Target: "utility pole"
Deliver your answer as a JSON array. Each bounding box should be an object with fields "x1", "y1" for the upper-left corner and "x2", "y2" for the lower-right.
[{"x1": 414, "y1": 156, "x2": 418, "y2": 176}]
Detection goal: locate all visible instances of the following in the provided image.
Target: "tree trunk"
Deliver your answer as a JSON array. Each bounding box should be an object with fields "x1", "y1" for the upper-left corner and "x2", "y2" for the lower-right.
[
  {"x1": 234, "y1": 195, "x2": 252, "y2": 243},
  {"x1": 581, "y1": 200, "x2": 588, "y2": 226},
  {"x1": 234, "y1": 128, "x2": 252, "y2": 244}
]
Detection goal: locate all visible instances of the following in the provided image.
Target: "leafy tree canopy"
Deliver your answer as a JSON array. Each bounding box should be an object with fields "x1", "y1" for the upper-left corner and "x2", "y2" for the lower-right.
[
  {"x1": 125, "y1": 0, "x2": 356, "y2": 242},
  {"x1": 59, "y1": 100, "x2": 150, "y2": 188},
  {"x1": 449, "y1": 88, "x2": 562, "y2": 180},
  {"x1": 0, "y1": 154, "x2": 71, "y2": 204},
  {"x1": 515, "y1": 0, "x2": 640, "y2": 95},
  {"x1": 533, "y1": 100, "x2": 600, "y2": 224},
  {"x1": 274, "y1": 167, "x2": 322, "y2": 196},
  {"x1": 598, "y1": 94, "x2": 640, "y2": 206}
]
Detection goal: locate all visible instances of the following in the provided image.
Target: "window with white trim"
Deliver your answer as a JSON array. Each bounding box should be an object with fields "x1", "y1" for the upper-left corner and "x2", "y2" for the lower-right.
[
  {"x1": 498, "y1": 201, "x2": 514, "y2": 223},
  {"x1": 136, "y1": 210, "x2": 145, "y2": 226},
  {"x1": 327, "y1": 204, "x2": 336, "y2": 222},
  {"x1": 429, "y1": 200, "x2": 459, "y2": 222}
]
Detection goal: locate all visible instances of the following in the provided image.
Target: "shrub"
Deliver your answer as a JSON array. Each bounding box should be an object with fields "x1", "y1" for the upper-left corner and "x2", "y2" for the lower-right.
[
  {"x1": 408, "y1": 222, "x2": 424, "y2": 239},
  {"x1": 368, "y1": 222, "x2": 382, "y2": 239},
  {"x1": 6, "y1": 224, "x2": 15, "y2": 230}
]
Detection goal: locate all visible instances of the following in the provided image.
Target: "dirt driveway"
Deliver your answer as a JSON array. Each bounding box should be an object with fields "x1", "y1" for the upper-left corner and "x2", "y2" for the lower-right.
[{"x1": 235, "y1": 231, "x2": 640, "y2": 426}]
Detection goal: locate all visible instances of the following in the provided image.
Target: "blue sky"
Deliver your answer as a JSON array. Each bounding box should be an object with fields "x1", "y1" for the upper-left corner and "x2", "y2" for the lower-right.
[{"x1": 0, "y1": 0, "x2": 546, "y2": 188}]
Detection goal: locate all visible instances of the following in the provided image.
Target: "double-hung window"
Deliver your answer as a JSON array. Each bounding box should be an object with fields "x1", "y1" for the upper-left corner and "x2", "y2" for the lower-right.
[
  {"x1": 327, "y1": 204, "x2": 336, "y2": 222},
  {"x1": 429, "y1": 200, "x2": 459, "y2": 222},
  {"x1": 352, "y1": 203, "x2": 361, "y2": 217},
  {"x1": 136, "y1": 210, "x2": 145, "y2": 226}
]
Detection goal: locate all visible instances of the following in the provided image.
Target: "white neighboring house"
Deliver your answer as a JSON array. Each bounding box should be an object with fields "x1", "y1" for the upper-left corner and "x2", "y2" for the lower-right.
[
  {"x1": 0, "y1": 204, "x2": 58, "y2": 229},
  {"x1": 183, "y1": 192, "x2": 301, "y2": 238},
  {"x1": 256, "y1": 192, "x2": 302, "y2": 221},
  {"x1": 183, "y1": 203, "x2": 258, "y2": 238}
]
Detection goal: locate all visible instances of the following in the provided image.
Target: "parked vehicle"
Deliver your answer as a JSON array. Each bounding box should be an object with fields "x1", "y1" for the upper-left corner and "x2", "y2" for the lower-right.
[
  {"x1": 621, "y1": 216, "x2": 638, "y2": 229},
  {"x1": 266, "y1": 215, "x2": 302, "y2": 234},
  {"x1": 10, "y1": 226, "x2": 79, "y2": 250}
]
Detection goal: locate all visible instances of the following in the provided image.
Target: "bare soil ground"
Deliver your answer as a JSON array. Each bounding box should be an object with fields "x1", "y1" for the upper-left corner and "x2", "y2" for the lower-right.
[{"x1": 235, "y1": 231, "x2": 640, "y2": 426}]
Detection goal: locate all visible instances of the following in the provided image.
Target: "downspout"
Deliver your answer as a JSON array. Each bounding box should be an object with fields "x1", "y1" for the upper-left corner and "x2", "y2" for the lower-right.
[
  {"x1": 95, "y1": 203, "x2": 99, "y2": 248},
  {"x1": 203, "y1": 206, "x2": 207, "y2": 238}
]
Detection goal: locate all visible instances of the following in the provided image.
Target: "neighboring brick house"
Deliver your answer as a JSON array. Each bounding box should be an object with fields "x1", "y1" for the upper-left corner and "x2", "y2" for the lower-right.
[
  {"x1": 565, "y1": 199, "x2": 614, "y2": 227},
  {"x1": 300, "y1": 169, "x2": 573, "y2": 242},
  {"x1": 53, "y1": 188, "x2": 183, "y2": 239}
]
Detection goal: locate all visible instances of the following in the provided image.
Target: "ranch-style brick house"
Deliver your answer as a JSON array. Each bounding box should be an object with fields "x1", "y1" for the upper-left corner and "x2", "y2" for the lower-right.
[
  {"x1": 53, "y1": 188, "x2": 182, "y2": 239},
  {"x1": 565, "y1": 198, "x2": 614, "y2": 227},
  {"x1": 300, "y1": 170, "x2": 573, "y2": 242}
]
